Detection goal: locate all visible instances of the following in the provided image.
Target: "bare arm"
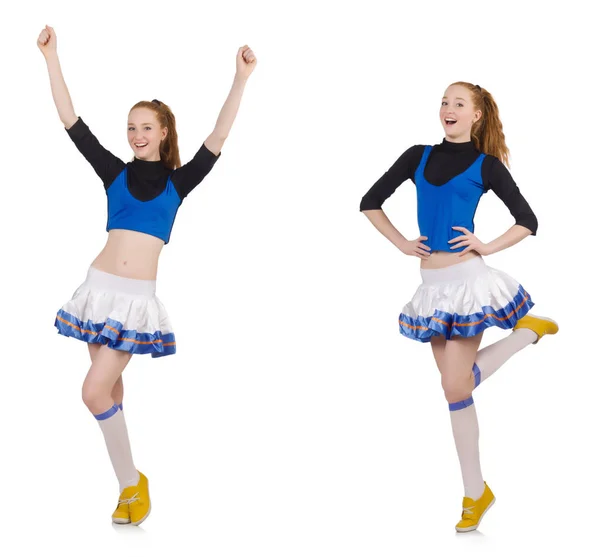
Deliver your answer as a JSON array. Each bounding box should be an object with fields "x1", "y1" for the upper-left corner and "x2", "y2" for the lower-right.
[
  {"x1": 37, "y1": 26, "x2": 77, "y2": 129},
  {"x1": 362, "y1": 209, "x2": 431, "y2": 260},
  {"x1": 204, "y1": 45, "x2": 257, "y2": 156},
  {"x1": 485, "y1": 224, "x2": 532, "y2": 255}
]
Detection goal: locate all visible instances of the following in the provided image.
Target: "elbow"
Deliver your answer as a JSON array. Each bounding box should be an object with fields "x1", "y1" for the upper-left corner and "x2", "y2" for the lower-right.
[
  {"x1": 359, "y1": 195, "x2": 382, "y2": 212},
  {"x1": 62, "y1": 115, "x2": 79, "y2": 130},
  {"x1": 527, "y1": 214, "x2": 538, "y2": 236},
  {"x1": 211, "y1": 128, "x2": 229, "y2": 142},
  {"x1": 517, "y1": 216, "x2": 538, "y2": 237},
  {"x1": 360, "y1": 206, "x2": 383, "y2": 214},
  {"x1": 204, "y1": 132, "x2": 226, "y2": 156}
]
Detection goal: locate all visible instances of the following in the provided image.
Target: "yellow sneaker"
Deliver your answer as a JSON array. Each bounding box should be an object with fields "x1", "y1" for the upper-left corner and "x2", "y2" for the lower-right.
[
  {"x1": 455, "y1": 482, "x2": 495, "y2": 532},
  {"x1": 111, "y1": 499, "x2": 130, "y2": 524},
  {"x1": 514, "y1": 314, "x2": 559, "y2": 344},
  {"x1": 115, "y1": 471, "x2": 151, "y2": 526}
]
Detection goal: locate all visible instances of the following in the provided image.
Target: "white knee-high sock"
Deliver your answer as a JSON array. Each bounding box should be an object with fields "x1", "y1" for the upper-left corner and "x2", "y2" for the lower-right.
[
  {"x1": 449, "y1": 397, "x2": 484, "y2": 500},
  {"x1": 473, "y1": 329, "x2": 537, "y2": 387},
  {"x1": 94, "y1": 404, "x2": 140, "y2": 493}
]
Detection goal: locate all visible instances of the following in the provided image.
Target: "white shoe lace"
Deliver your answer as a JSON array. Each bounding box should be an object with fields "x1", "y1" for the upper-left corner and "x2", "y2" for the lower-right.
[
  {"x1": 462, "y1": 505, "x2": 474, "y2": 516},
  {"x1": 119, "y1": 492, "x2": 140, "y2": 506}
]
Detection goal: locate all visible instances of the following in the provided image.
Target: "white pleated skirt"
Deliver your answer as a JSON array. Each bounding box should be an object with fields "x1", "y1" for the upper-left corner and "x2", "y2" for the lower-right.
[
  {"x1": 54, "y1": 266, "x2": 176, "y2": 357},
  {"x1": 399, "y1": 256, "x2": 534, "y2": 342}
]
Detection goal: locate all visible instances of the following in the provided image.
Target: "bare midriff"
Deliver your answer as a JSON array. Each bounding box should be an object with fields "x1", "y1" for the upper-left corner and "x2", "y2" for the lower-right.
[
  {"x1": 90, "y1": 229, "x2": 164, "y2": 280},
  {"x1": 420, "y1": 249, "x2": 479, "y2": 270}
]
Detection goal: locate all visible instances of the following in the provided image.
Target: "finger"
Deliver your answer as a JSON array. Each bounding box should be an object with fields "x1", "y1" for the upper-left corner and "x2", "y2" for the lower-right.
[
  {"x1": 417, "y1": 243, "x2": 431, "y2": 251},
  {"x1": 452, "y1": 226, "x2": 468, "y2": 233},
  {"x1": 447, "y1": 235, "x2": 467, "y2": 244},
  {"x1": 418, "y1": 236, "x2": 428, "y2": 241},
  {"x1": 450, "y1": 240, "x2": 470, "y2": 250},
  {"x1": 458, "y1": 246, "x2": 476, "y2": 257},
  {"x1": 416, "y1": 249, "x2": 430, "y2": 258}
]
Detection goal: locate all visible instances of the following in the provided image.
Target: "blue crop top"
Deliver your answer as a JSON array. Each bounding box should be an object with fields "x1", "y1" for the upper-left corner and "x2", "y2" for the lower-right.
[
  {"x1": 66, "y1": 117, "x2": 220, "y2": 244},
  {"x1": 106, "y1": 167, "x2": 182, "y2": 243},
  {"x1": 415, "y1": 146, "x2": 486, "y2": 252}
]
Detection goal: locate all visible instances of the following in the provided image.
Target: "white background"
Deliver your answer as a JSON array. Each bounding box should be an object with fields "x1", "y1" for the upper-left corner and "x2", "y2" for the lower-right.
[{"x1": 1, "y1": 0, "x2": 597, "y2": 555}]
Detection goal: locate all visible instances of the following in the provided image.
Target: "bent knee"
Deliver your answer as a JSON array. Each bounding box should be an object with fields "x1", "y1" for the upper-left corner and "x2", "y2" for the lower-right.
[
  {"x1": 441, "y1": 376, "x2": 473, "y2": 405},
  {"x1": 82, "y1": 382, "x2": 110, "y2": 414}
]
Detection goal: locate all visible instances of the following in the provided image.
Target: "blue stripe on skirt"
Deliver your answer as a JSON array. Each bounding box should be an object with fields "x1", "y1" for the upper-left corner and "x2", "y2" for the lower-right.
[
  {"x1": 399, "y1": 285, "x2": 534, "y2": 343},
  {"x1": 54, "y1": 309, "x2": 176, "y2": 357}
]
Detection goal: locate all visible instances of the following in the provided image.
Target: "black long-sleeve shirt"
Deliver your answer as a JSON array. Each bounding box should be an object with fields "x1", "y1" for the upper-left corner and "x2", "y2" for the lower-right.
[
  {"x1": 360, "y1": 139, "x2": 538, "y2": 234},
  {"x1": 66, "y1": 116, "x2": 220, "y2": 202}
]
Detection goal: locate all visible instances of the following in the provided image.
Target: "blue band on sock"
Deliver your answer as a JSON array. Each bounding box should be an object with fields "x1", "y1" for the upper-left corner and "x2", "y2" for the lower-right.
[
  {"x1": 449, "y1": 396, "x2": 474, "y2": 411},
  {"x1": 473, "y1": 363, "x2": 482, "y2": 388},
  {"x1": 118, "y1": 403, "x2": 123, "y2": 411},
  {"x1": 94, "y1": 404, "x2": 119, "y2": 421}
]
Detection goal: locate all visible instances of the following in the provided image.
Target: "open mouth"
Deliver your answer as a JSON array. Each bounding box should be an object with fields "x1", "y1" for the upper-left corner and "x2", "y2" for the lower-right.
[
  {"x1": 135, "y1": 143, "x2": 148, "y2": 149},
  {"x1": 445, "y1": 118, "x2": 457, "y2": 126}
]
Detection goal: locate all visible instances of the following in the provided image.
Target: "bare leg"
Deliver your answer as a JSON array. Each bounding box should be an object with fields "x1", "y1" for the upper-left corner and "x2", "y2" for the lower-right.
[
  {"x1": 432, "y1": 333, "x2": 485, "y2": 500},
  {"x1": 88, "y1": 344, "x2": 124, "y2": 406},
  {"x1": 82, "y1": 345, "x2": 130, "y2": 414},
  {"x1": 442, "y1": 334, "x2": 482, "y2": 404},
  {"x1": 430, "y1": 334, "x2": 446, "y2": 373},
  {"x1": 431, "y1": 334, "x2": 479, "y2": 387},
  {"x1": 82, "y1": 345, "x2": 138, "y2": 491}
]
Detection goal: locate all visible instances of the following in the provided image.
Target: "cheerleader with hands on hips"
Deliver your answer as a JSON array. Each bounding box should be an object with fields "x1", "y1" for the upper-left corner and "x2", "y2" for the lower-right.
[
  {"x1": 360, "y1": 81, "x2": 558, "y2": 532},
  {"x1": 38, "y1": 24, "x2": 256, "y2": 526}
]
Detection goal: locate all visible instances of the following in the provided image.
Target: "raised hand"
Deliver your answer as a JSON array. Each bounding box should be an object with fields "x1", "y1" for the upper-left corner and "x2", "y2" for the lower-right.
[
  {"x1": 449, "y1": 226, "x2": 490, "y2": 256},
  {"x1": 400, "y1": 236, "x2": 431, "y2": 260},
  {"x1": 37, "y1": 24, "x2": 77, "y2": 128},
  {"x1": 236, "y1": 45, "x2": 257, "y2": 79},
  {"x1": 37, "y1": 25, "x2": 57, "y2": 58}
]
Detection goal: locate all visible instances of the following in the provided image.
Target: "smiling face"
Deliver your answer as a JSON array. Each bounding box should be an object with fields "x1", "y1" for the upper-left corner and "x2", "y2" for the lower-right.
[
  {"x1": 439, "y1": 84, "x2": 482, "y2": 143},
  {"x1": 127, "y1": 107, "x2": 168, "y2": 161}
]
